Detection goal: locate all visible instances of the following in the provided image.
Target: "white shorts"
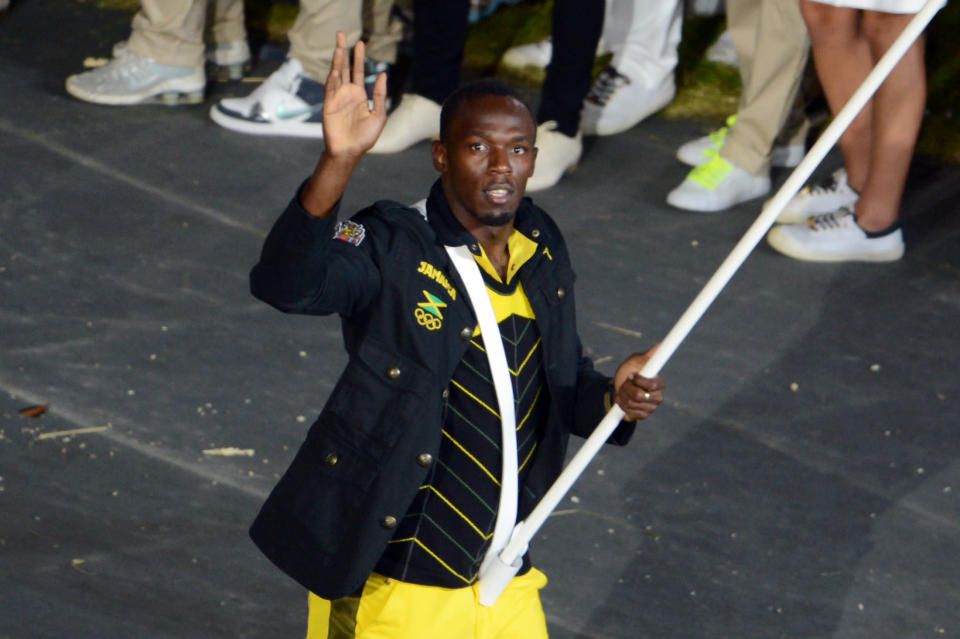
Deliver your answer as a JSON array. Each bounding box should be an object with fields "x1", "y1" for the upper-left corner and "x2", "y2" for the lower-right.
[{"x1": 808, "y1": 0, "x2": 927, "y2": 13}]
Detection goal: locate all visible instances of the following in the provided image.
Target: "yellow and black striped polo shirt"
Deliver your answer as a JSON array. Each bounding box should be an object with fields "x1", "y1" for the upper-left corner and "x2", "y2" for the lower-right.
[{"x1": 375, "y1": 230, "x2": 549, "y2": 587}]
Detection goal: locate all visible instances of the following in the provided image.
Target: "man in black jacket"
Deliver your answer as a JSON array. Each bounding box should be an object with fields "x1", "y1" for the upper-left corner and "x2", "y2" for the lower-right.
[{"x1": 250, "y1": 32, "x2": 665, "y2": 639}]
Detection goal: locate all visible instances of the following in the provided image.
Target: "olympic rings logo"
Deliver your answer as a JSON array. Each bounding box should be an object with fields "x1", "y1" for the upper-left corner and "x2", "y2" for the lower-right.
[{"x1": 415, "y1": 307, "x2": 442, "y2": 330}]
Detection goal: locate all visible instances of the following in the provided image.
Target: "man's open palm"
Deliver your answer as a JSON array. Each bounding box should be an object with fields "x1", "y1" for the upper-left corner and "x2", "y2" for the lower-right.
[{"x1": 322, "y1": 31, "x2": 388, "y2": 159}]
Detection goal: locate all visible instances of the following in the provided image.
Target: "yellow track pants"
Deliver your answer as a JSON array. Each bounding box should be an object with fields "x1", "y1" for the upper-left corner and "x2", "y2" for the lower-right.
[{"x1": 306, "y1": 569, "x2": 550, "y2": 639}]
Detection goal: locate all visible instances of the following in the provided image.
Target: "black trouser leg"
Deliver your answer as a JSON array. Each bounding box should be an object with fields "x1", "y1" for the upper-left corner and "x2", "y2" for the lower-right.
[
  {"x1": 411, "y1": 0, "x2": 470, "y2": 104},
  {"x1": 538, "y1": 0, "x2": 605, "y2": 136}
]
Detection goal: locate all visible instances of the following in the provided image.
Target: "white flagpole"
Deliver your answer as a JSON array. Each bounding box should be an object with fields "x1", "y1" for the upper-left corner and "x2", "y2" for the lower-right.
[{"x1": 477, "y1": 0, "x2": 947, "y2": 605}]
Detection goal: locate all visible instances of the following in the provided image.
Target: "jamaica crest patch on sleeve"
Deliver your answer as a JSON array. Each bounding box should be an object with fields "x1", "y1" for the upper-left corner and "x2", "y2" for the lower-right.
[{"x1": 332, "y1": 220, "x2": 366, "y2": 246}]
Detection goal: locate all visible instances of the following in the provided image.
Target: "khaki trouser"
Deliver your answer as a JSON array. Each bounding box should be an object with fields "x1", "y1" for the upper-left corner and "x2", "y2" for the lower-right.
[
  {"x1": 721, "y1": 0, "x2": 811, "y2": 175},
  {"x1": 128, "y1": 0, "x2": 401, "y2": 78},
  {"x1": 291, "y1": 0, "x2": 405, "y2": 79}
]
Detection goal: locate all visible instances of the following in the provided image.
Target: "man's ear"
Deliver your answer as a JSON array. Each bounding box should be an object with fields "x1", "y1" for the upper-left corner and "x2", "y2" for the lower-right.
[{"x1": 431, "y1": 139, "x2": 448, "y2": 173}]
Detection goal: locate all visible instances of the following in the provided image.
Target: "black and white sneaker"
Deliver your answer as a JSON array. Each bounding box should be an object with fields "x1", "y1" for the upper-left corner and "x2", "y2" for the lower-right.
[
  {"x1": 581, "y1": 65, "x2": 675, "y2": 136},
  {"x1": 210, "y1": 58, "x2": 326, "y2": 138},
  {"x1": 776, "y1": 168, "x2": 859, "y2": 224}
]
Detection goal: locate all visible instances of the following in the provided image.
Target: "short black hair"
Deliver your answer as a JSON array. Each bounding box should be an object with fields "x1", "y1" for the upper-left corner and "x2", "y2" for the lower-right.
[{"x1": 439, "y1": 79, "x2": 535, "y2": 141}]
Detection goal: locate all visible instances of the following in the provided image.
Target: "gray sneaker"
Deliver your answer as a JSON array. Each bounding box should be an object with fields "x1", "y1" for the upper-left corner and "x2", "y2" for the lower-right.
[{"x1": 66, "y1": 51, "x2": 205, "y2": 106}]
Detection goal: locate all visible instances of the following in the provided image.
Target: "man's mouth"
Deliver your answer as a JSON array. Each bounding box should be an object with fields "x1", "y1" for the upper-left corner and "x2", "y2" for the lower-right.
[{"x1": 483, "y1": 184, "x2": 515, "y2": 203}]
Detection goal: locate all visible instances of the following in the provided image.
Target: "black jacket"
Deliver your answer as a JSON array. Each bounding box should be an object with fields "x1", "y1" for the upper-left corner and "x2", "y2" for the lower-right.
[{"x1": 249, "y1": 180, "x2": 635, "y2": 599}]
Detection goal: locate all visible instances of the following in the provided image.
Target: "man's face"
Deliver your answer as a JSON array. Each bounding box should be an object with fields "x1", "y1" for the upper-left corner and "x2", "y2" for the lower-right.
[{"x1": 433, "y1": 95, "x2": 537, "y2": 230}]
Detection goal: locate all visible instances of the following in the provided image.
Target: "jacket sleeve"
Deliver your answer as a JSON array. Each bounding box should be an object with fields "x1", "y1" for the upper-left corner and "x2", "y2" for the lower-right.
[
  {"x1": 250, "y1": 184, "x2": 382, "y2": 317},
  {"x1": 539, "y1": 208, "x2": 637, "y2": 447},
  {"x1": 571, "y1": 342, "x2": 638, "y2": 446}
]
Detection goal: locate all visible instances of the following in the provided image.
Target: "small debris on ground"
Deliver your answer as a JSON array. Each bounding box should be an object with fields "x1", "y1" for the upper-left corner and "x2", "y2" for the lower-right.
[
  {"x1": 18, "y1": 403, "x2": 49, "y2": 418},
  {"x1": 202, "y1": 447, "x2": 254, "y2": 457},
  {"x1": 35, "y1": 425, "x2": 108, "y2": 440}
]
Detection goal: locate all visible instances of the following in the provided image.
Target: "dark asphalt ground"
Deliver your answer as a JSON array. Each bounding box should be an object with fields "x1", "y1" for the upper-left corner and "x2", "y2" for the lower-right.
[{"x1": 1, "y1": 1, "x2": 958, "y2": 638}]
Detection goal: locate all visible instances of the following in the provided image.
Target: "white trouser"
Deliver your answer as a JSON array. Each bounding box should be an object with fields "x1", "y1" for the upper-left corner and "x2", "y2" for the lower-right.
[{"x1": 602, "y1": 0, "x2": 683, "y2": 87}]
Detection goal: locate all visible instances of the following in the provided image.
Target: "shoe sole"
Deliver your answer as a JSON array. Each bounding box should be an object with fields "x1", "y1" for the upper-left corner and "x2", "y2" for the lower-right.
[
  {"x1": 766, "y1": 231, "x2": 905, "y2": 262},
  {"x1": 210, "y1": 104, "x2": 325, "y2": 139}
]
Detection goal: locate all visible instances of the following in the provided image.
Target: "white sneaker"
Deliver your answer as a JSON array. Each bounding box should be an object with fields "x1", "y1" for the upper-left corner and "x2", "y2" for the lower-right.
[
  {"x1": 677, "y1": 115, "x2": 805, "y2": 168},
  {"x1": 775, "y1": 168, "x2": 859, "y2": 223},
  {"x1": 581, "y1": 65, "x2": 675, "y2": 136},
  {"x1": 210, "y1": 58, "x2": 325, "y2": 138},
  {"x1": 65, "y1": 51, "x2": 205, "y2": 105},
  {"x1": 526, "y1": 121, "x2": 582, "y2": 192},
  {"x1": 501, "y1": 39, "x2": 554, "y2": 70},
  {"x1": 767, "y1": 207, "x2": 904, "y2": 262},
  {"x1": 667, "y1": 150, "x2": 770, "y2": 212},
  {"x1": 705, "y1": 29, "x2": 737, "y2": 67},
  {"x1": 368, "y1": 93, "x2": 441, "y2": 154}
]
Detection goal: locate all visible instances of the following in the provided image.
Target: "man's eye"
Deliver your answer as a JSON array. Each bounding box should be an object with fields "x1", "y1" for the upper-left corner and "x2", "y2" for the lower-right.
[
  {"x1": 470, "y1": 143, "x2": 486, "y2": 151},
  {"x1": 513, "y1": 146, "x2": 527, "y2": 154}
]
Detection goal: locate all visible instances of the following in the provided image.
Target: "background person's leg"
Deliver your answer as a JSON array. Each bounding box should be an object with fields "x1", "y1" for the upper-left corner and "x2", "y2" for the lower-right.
[
  {"x1": 289, "y1": 0, "x2": 363, "y2": 81},
  {"x1": 856, "y1": 9, "x2": 926, "y2": 231},
  {"x1": 363, "y1": 0, "x2": 404, "y2": 66},
  {"x1": 801, "y1": 0, "x2": 873, "y2": 192},
  {"x1": 538, "y1": 0, "x2": 604, "y2": 136},
  {"x1": 128, "y1": 0, "x2": 207, "y2": 67},
  {"x1": 721, "y1": 0, "x2": 809, "y2": 176}
]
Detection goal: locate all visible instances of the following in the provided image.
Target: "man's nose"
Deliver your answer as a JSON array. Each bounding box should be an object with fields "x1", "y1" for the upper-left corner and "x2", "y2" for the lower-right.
[{"x1": 488, "y1": 147, "x2": 511, "y2": 173}]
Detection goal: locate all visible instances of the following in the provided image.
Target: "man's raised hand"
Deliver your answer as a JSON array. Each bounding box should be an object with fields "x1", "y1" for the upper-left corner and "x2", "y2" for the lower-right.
[
  {"x1": 322, "y1": 31, "x2": 388, "y2": 160},
  {"x1": 298, "y1": 33, "x2": 387, "y2": 217}
]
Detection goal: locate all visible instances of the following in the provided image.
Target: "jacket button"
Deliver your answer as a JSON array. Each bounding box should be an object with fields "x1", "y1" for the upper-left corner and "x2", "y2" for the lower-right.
[
  {"x1": 557, "y1": 286, "x2": 566, "y2": 299},
  {"x1": 380, "y1": 515, "x2": 398, "y2": 530},
  {"x1": 441, "y1": 388, "x2": 449, "y2": 399},
  {"x1": 416, "y1": 453, "x2": 434, "y2": 467},
  {"x1": 531, "y1": 229, "x2": 541, "y2": 238},
  {"x1": 459, "y1": 327, "x2": 472, "y2": 340},
  {"x1": 387, "y1": 366, "x2": 401, "y2": 379},
  {"x1": 324, "y1": 452, "x2": 339, "y2": 466}
]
